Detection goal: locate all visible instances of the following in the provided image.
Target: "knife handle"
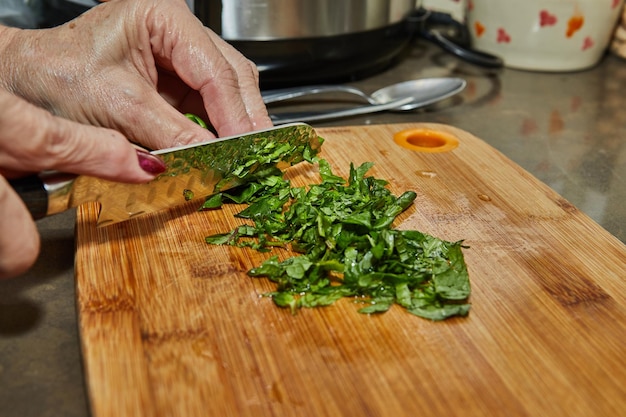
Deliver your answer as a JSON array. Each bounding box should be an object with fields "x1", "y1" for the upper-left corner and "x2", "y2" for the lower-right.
[
  {"x1": 9, "y1": 172, "x2": 77, "y2": 220},
  {"x1": 9, "y1": 175, "x2": 49, "y2": 220}
]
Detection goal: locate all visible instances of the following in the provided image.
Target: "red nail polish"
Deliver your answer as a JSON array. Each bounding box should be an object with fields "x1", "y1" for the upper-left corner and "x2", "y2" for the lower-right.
[{"x1": 136, "y1": 149, "x2": 167, "y2": 175}]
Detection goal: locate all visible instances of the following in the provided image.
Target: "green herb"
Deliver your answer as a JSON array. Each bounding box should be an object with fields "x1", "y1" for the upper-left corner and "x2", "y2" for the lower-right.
[
  {"x1": 205, "y1": 159, "x2": 471, "y2": 320},
  {"x1": 183, "y1": 189, "x2": 194, "y2": 201},
  {"x1": 182, "y1": 113, "x2": 471, "y2": 320},
  {"x1": 159, "y1": 122, "x2": 322, "y2": 202},
  {"x1": 185, "y1": 113, "x2": 208, "y2": 128}
]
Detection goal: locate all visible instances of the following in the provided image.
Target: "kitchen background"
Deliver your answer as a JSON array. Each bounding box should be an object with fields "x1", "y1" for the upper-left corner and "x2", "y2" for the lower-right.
[{"x1": 1, "y1": 2, "x2": 625, "y2": 416}]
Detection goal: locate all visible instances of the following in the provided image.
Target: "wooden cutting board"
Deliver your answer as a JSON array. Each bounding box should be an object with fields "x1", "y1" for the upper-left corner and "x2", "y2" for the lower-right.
[{"x1": 75, "y1": 123, "x2": 626, "y2": 417}]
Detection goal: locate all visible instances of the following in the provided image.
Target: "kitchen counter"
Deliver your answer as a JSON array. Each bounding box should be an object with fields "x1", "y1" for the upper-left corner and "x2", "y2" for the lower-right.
[{"x1": 1, "y1": 42, "x2": 624, "y2": 417}]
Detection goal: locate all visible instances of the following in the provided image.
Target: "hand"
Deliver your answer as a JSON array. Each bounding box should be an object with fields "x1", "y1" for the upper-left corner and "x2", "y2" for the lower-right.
[
  {"x1": 0, "y1": 0, "x2": 272, "y2": 150},
  {"x1": 0, "y1": 89, "x2": 166, "y2": 279}
]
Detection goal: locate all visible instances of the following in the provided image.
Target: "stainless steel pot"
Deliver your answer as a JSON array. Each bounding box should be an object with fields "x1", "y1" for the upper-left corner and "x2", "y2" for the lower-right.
[
  {"x1": 193, "y1": 0, "x2": 501, "y2": 88},
  {"x1": 203, "y1": 0, "x2": 418, "y2": 40},
  {"x1": 48, "y1": 1, "x2": 500, "y2": 88}
]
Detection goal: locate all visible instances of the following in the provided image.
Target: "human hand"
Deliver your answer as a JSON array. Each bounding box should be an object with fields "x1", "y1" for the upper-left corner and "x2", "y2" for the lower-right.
[
  {"x1": 0, "y1": 89, "x2": 166, "y2": 279},
  {"x1": 0, "y1": 0, "x2": 272, "y2": 150}
]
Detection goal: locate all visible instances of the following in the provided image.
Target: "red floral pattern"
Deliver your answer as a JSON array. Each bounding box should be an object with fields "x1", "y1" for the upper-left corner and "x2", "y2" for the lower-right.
[
  {"x1": 497, "y1": 28, "x2": 511, "y2": 43},
  {"x1": 470, "y1": 0, "x2": 623, "y2": 59},
  {"x1": 539, "y1": 10, "x2": 557, "y2": 27}
]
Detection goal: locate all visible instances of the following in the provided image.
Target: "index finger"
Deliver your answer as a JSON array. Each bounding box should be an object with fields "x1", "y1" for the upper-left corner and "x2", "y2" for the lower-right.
[{"x1": 0, "y1": 90, "x2": 160, "y2": 183}]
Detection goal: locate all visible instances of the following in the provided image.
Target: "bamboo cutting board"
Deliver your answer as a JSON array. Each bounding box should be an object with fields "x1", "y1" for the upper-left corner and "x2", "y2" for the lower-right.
[{"x1": 75, "y1": 123, "x2": 626, "y2": 417}]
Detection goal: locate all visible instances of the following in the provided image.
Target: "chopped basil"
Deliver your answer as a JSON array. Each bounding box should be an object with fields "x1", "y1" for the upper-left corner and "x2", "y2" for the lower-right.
[
  {"x1": 185, "y1": 113, "x2": 208, "y2": 128},
  {"x1": 183, "y1": 189, "x2": 194, "y2": 201},
  {"x1": 205, "y1": 158, "x2": 471, "y2": 320},
  {"x1": 185, "y1": 113, "x2": 471, "y2": 320}
]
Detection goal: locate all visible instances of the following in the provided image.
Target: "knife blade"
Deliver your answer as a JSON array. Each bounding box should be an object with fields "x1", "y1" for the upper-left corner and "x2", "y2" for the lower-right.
[{"x1": 10, "y1": 122, "x2": 321, "y2": 227}]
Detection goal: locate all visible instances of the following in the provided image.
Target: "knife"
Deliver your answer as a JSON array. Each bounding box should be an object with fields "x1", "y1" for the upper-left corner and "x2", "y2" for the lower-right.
[{"x1": 9, "y1": 122, "x2": 321, "y2": 227}]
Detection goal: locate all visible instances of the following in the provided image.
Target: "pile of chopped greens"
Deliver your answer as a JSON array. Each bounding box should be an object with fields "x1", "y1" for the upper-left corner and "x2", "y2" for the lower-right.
[
  {"x1": 203, "y1": 158, "x2": 470, "y2": 320},
  {"x1": 186, "y1": 114, "x2": 470, "y2": 320}
]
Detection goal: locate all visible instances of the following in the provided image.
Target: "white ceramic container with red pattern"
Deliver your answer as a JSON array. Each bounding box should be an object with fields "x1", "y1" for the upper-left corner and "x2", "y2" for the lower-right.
[{"x1": 466, "y1": 0, "x2": 625, "y2": 71}]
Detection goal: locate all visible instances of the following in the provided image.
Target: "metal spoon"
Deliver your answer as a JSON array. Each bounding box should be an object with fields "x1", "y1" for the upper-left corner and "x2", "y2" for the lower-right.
[{"x1": 264, "y1": 77, "x2": 466, "y2": 124}]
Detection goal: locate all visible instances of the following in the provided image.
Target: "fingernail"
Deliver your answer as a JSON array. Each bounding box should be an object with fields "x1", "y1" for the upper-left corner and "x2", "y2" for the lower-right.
[{"x1": 136, "y1": 149, "x2": 167, "y2": 175}]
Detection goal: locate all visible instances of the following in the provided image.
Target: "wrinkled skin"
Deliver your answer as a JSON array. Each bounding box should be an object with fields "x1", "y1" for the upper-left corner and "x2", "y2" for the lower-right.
[
  {"x1": 0, "y1": 0, "x2": 272, "y2": 149},
  {"x1": 0, "y1": 0, "x2": 272, "y2": 278}
]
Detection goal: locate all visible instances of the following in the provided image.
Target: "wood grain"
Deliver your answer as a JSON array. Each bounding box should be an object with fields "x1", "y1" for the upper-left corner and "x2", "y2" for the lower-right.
[{"x1": 75, "y1": 123, "x2": 626, "y2": 417}]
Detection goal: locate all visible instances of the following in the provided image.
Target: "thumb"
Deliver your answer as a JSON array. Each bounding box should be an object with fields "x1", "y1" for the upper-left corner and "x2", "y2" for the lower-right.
[{"x1": 0, "y1": 175, "x2": 40, "y2": 279}]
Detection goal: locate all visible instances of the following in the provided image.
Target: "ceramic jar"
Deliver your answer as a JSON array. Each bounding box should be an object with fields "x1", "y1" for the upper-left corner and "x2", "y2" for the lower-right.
[{"x1": 467, "y1": 0, "x2": 625, "y2": 71}]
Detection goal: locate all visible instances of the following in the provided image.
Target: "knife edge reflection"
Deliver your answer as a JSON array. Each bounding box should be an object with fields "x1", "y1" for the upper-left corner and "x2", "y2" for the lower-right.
[{"x1": 71, "y1": 168, "x2": 226, "y2": 227}]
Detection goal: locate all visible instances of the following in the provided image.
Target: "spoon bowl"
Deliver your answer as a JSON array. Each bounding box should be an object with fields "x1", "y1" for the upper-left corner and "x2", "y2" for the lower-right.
[{"x1": 370, "y1": 78, "x2": 466, "y2": 111}]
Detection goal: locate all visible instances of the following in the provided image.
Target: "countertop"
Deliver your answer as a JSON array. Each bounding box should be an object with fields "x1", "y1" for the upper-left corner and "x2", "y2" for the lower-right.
[{"x1": 1, "y1": 42, "x2": 625, "y2": 417}]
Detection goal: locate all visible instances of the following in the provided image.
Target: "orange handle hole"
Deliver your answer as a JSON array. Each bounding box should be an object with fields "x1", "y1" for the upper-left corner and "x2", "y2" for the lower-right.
[{"x1": 393, "y1": 129, "x2": 459, "y2": 153}]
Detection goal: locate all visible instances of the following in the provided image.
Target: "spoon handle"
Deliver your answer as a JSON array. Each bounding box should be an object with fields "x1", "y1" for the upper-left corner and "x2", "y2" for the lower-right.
[
  {"x1": 262, "y1": 85, "x2": 376, "y2": 105},
  {"x1": 269, "y1": 96, "x2": 415, "y2": 125}
]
